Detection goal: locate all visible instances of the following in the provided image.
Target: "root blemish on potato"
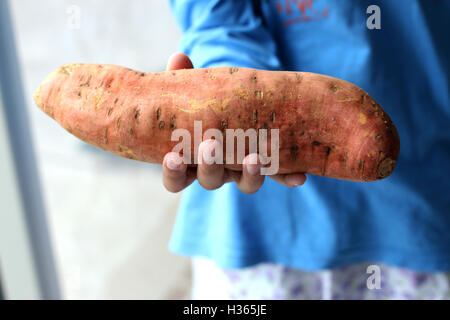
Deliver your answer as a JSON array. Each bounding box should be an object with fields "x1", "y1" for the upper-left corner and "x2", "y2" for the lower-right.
[
  {"x1": 377, "y1": 157, "x2": 396, "y2": 178},
  {"x1": 80, "y1": 75, "x2": 92, "y2": 87},
  {"x1": 253, "y1": 110, "x2": 258, "y2": 124},
  {"x1": 103, "y1": 127, "x2": 108, "y2": 144},
  {"x1": 221, "y1": 119, "x2": 228, "y2": 132},
  {"x1": 358, "y1": 160, "x2": 365, "y2": 174},
  {"x1": 255, "y1": 91, "x2": 263, "y2": 99},
  {"x1": 170, "y1": 115, "x2": 176, "y2": 130},
  {"x1": 115, "y1": 116, "x2": 121, "y2": 130},
  {"x1": 229, "y1": 67, "x2": 239, "y2": 74},
  {"x1": 291, "y1": 145, "x2": 299, "y2": 161},
  {"x1": 134, "y1": 108, "x2": 141, "y2": 124}
]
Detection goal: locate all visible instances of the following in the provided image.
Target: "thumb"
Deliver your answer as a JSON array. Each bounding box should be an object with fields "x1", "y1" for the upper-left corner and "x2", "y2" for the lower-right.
[{"x1": 166, "y1": 52, "x2": 194, "y2": 71}]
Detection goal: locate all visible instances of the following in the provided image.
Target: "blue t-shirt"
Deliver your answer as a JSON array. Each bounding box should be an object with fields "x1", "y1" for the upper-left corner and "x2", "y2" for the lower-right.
[{"x1": 168, "y1": 0, "x2": 450, "y2": 272}]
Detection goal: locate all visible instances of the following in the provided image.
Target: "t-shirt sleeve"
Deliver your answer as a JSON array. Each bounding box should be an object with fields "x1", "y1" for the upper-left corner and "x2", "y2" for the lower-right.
[{"x1": 169, "y1": 0, "x2": 282, "y2": 70}]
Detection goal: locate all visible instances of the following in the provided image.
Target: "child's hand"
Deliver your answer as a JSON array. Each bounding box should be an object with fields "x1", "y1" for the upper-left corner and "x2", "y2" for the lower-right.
[{"x1": 162, "y1": 53, "x2": 307, "y2": 193}]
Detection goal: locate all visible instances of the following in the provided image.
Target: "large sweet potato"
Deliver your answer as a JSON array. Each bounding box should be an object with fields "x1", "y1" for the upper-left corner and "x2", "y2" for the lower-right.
[{"x1": 34, "y1": 63, "x2": 400, "y2": 181}]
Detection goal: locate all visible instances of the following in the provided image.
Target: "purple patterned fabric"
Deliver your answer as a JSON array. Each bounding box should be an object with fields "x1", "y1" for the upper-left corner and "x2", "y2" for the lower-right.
[{"x1": 215, "y1": 262, "x2": 450, "y2": 300}]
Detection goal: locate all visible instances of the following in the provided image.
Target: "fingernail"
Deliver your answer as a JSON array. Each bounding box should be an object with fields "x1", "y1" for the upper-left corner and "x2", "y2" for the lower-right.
[
  {"x1": 246, "y1": 163, "x2": 261, "y2": 176},
  {"x1": 285, "y1": 174, "x2": 305, "y2": 187},
  {"x1": 199, "y1": 140, "x2": 218, "y2": 165},
  {"x1": 244, "y1": 154, "x2": 260, "y2": 175},
  {"x1": 166, "y1": 154, "x2": 183, "y2": 171},
  {"x1": 201, "y1": 146, "x2": 213, "y2": 164}
]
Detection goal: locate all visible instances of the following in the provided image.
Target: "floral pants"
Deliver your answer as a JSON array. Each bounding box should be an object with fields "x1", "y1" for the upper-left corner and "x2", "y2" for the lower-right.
[{"x1": 191, "y1": 257, "x2": 450, "y2": 300}]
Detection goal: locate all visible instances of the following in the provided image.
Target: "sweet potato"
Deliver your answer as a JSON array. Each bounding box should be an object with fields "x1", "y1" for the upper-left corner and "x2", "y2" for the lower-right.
[{"x1": 34, "y1": 63, "x2": 400, "y2": 181}]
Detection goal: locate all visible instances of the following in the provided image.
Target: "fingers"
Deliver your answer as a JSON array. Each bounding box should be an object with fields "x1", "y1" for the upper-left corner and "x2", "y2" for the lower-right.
[
  {"x1": 166, "y1": 52, "x2": 194, "y2": 71},
  {"x1": 196, "y1": 149, "x2": 266, "y2": 193},
  {"x1": 269, "y1": 173, "x2": 307, "y2": 188},
  {"x1": 163, "y1": 138, "x2": 306, "y2": 193},
  {"x1": 162, "y1": 152, "x2": 195, "y2": 193},
  {"x1": 197, "y1": 139, "x2": 227, "y2": 190},
  {"x1": 235, "y1": 153, "x2": 265, "y2": 194}
]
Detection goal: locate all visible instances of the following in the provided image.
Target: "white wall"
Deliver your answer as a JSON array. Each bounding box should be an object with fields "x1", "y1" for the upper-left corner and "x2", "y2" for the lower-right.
[{"x1": 10, "y1": 0, "x2": 191, "y2": 299}]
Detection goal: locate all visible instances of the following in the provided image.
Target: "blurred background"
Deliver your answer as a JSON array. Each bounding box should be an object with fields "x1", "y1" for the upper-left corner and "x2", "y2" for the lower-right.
[{"x1": 2, "y1": 0, "x2": 192, "y2": 299}]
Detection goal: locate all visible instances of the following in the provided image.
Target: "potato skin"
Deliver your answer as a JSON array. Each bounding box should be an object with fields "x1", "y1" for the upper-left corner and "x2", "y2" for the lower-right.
[{"x1": 34, "y1": 63, "x2": 400, "y2": 182}]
